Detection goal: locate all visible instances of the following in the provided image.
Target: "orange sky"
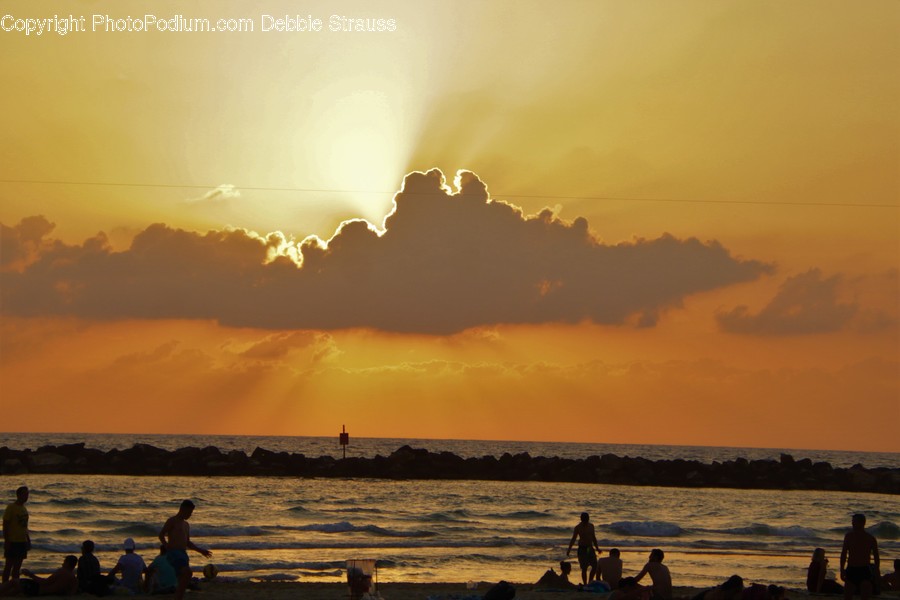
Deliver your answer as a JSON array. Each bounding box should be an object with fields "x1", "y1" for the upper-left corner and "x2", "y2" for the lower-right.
[{"x1": 1, "y1": 0, "x2": 898, "y2": 452}]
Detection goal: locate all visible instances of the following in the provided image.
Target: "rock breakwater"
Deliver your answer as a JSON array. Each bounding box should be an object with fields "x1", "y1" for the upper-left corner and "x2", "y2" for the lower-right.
[{"x1": 1, "y1": 444, "x2": 896, "y2": 494}]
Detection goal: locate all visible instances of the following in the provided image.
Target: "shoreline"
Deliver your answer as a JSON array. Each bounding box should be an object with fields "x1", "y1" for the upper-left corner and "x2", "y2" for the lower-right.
[
  {"x1": 74, "y1": 581, "x2": 900, "y2": 600},
  {"x1": 2, "y1": 444, "x2": 898, "y2": 494}
]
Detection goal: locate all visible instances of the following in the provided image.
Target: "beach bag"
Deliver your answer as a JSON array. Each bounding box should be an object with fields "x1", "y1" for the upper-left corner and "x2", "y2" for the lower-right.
[{"x1": 483, "y1": 580, "x2": 515, "y2": 600}]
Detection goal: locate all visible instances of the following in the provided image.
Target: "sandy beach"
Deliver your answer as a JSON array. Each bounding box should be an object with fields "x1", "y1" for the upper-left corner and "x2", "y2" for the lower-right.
[{"x1": 32, "y1": 582, "x2": 882, "y2": 600}]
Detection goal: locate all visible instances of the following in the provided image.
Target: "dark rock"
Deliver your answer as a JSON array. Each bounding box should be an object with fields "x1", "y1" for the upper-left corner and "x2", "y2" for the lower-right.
[
  {"x1": 0, "y1": 443, "x2": 894, "y2": 494},
  {"x1": 30, "y1": 452, "x2": 70, "y2": 471},
  {"x1": 2, "y1": 458, "x2": 26, "y2": 475}
]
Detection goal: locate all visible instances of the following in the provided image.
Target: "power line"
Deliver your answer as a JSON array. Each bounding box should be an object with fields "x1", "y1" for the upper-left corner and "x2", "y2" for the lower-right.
[
  {"x1": 0, "y1": 178, "x2": 896, "y2": 209},
  {"x1": 0, "y1": 179, "x2": 378, "y2": 195},
  {"x1": 493, "y1": 193, "x2": 898, "y2": 209}
]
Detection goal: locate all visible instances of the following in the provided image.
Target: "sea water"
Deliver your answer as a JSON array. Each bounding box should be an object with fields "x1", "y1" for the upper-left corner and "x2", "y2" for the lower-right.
[{"x1": 0, "y1": 434, "x2": 897, "y2": 588}]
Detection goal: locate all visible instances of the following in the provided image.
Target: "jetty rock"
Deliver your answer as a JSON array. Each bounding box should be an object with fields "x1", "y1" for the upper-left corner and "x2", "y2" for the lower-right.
[{"x1": 0, "y1": 444, "x2": 896, "y2": 494}]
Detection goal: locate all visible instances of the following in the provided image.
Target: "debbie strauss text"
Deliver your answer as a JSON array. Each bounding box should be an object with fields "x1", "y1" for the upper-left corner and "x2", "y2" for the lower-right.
[{"x1": 261, "y1": 14, "x2": 398, "y2": 32}]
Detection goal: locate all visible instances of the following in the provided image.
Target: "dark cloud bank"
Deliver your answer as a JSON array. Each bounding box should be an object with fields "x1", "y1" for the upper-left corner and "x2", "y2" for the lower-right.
[
  {"x1": 717, "y1": 269, "x2": 852, "y2": 335},
  {"x1": 1, "y1": 169, "x2": 771, "y2": 334},
  {"x1": 716, "y1": 268, "x2": 898, "y2": 335}
]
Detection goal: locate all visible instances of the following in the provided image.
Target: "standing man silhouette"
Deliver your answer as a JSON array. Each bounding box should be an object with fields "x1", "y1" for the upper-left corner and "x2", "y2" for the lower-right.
[
  {"x1": 841, "y1": 513, "x2": 879, "y2": 600},
  {"x1": 567, "y1": 512, "x2": 601, "y2": 585},
  {"x1": 2, "y1": 486, "x2": 30, "y2": 583},
  {"x1": 159, "y1": 500, "x2": 212, "y2": 600}
]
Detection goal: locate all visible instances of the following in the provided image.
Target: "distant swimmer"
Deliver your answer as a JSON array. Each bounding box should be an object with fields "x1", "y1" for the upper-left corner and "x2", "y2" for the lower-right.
[
  {"x1": 840, "y1": 514, "x2": 879, "y2": 600},
  {"x1": 567, "y1": 512, "x2": 601, "y2": 585},
  {"x1": 159, "y1": 500, "x2": 212, "y2": 600},
  {"x1": 597, "y1": 548, "x2": 623, "y2": 589},
  {"x1": 635, "y1": 548, "x2": 673, "y2": 600}
]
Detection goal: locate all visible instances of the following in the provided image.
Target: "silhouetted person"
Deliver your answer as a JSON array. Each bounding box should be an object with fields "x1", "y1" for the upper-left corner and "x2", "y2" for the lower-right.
[
  {"x1": 109, "y1": 538, "x2": 146, "y2": 594},
  {"x1": 77, "y1": 540, "x2": 112, "y2": 595},
  {"x1": 567, "y1": 512, "x2": 601, "y2": 585},
  {"x1": 692, "y1": 575, "x2": 743, "y2": 600},
  {"x1": 2, "y1": 486, "x2": 30, "y2": 583},
  {"x1": 610, "y1": 576, "x2": 649, "y2": 600},
  {"x1": 535, "y1": 560, "x2": 576, "y2": 589},
  {"x1": 0, "y1": 555, "x2": 78, "y2": 597},
  {"x1": 882, "y1": 559, "x2": 900, "y2": 592},
  {"x1": 841, "y1": 514, "x2": 879, "y2": 600},
  {"x1": 159, "y1": 500, "x2": 212, "y2": 600},
  {"x1": 597, "y1": 548, "x2": 623, "y2": 589},
  {"x1": 635, "y1": 548, "x2": 672, "y2": 600},
  {"x1": 808, "y1": 547, "x2": 844, "y2": 594},
  {"x1": 77, "y1": 540, "x2": 100, "y2": 590},
  {"x1": 146, "y1": 545, "x2": 177, "y2": 595},
  {"x1": 741, "y1": 584, "x2": 785, "y2": 600}
]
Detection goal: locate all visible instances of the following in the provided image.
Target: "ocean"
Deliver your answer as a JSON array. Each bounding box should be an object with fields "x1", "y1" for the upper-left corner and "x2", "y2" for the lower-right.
[{"x1": 1, "y1": 433, "x2": 897, "y2": 589}]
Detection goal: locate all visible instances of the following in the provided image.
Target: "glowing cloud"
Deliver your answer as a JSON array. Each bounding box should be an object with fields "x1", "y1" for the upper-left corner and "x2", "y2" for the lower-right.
[
  {"x1": 0, "y1": 216, "x2": 56, "y2": 272},
  {"x1": 1, "y1": 170, "x2": 771, "y2": 334}
]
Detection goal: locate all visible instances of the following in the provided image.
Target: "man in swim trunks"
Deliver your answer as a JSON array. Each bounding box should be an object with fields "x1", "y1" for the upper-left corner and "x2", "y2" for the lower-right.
[
  {"x1": 840, "y1": 513, "x2": 879, "y2": 600},
  {"x1": 159, "y1": 500, "x2": 212, "y2": 600},
  {"x1": 566, "y1": 512, "x2": 601, "y2": 585}
]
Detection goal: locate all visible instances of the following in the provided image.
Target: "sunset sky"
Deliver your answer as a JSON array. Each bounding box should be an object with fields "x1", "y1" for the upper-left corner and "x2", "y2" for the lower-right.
[{"x1": 1, "y1": 0, "x2": 898, "y2": 452}]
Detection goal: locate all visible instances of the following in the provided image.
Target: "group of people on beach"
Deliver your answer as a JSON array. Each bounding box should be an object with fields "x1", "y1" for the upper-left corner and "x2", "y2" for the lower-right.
[
  {"x1": 536, "y1": 512, "x2": 899, "y2": 600},
  {"x1": 536, "y1": 512, "x2": 674, "y2": 597},
  {"x1": 5, "y1": 483, "x2": 899, "y2": 598},
  {"x1": 805, "y1": 514, "x2": 899, "y2": 600},
  {"x1": 1, "y1": 487, "x2": 211, "y2": 598}
]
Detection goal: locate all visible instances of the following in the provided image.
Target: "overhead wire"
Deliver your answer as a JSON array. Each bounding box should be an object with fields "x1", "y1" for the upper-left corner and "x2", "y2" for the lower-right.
[{"x1": 0, "y1": 178, "x2": 896, "y2": 209}]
